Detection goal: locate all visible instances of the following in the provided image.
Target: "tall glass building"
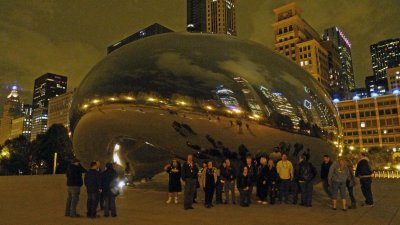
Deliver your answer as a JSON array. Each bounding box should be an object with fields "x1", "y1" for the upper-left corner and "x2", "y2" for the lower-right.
[
  {"x1": 370, "y1": 38, "x2": 400, "y2": 81},
  {"x1": 31, "y1": 73, "x2": 67, "y2": 141}
]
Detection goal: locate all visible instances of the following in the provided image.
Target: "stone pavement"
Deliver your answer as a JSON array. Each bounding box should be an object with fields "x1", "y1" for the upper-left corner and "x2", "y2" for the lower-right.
[{"x1": 0, "y1": 175, "x2": 399, "y2": 225}]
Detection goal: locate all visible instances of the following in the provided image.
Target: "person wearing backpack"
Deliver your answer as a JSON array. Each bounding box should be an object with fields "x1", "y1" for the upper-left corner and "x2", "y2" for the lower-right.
[
  {"x1": 295, "y1": 154, "x2": 317, "y2": 207},
  {"x1": 329, "y1": 157, "x2": 350, "y2": 211},
  {"x1": 355, "y1": 153, "x2": 374, "y2": 207}
]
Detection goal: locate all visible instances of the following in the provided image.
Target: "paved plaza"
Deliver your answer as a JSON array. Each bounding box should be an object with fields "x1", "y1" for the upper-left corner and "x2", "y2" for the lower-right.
[{"x1": 0, "y1": 174, "x2": 399, "y2": 225}]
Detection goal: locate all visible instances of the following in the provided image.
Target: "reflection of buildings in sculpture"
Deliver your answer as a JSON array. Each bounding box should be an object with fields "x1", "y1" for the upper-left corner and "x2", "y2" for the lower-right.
[
  {"x1": 259, "y1": 86, "x2": 300, "y2": 127},
  {"x1": 215, "y1": 85, "x2": 239, "y2": 109},
  {"x1": 233, "y1": 77, "x2": 263, "y2": 115},
  {"x1": 0, "y1": 86, "x2": 23, "y2": 143}
]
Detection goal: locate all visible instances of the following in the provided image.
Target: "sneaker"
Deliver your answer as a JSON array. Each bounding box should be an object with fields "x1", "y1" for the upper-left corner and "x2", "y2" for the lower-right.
[
  {"x1": 257, "y1": 200, "x2": 262, "y2": 204},
  {"x1": 362, "y1": 204, "x2": 374, "y2": 208},
  {"x1": 262, "y1": 201, "x2": 268, "y2": 205},
  {"x1": 174, "y1": 197, "x2": 179, "y2": 204},
  {"x1": 166, "y1": 197, "x2": 172, "y2": 204}
]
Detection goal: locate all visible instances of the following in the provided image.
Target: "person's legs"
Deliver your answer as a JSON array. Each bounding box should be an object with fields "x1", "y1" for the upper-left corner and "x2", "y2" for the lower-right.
[
  {"x1": 224, "y1": 182, "x2": 229, "y2": 203},
  {"x1": 65, "y1": 188, "x2": 72, "y2": 216},
  {"x1": 281, "y1": 180, "x2": 290, "y2": 203},
  {"x1": 322, "y1": 179, "x2": 331, "y2": 198},
  {"x1": 331, "y1": 182, "x2": 339, "y2": 209},
  {"x1": 299, "y1": 182, "x2": 306, "y2": 205},
  {"x1": 347, "y1": 185, "x2": 357, "y2": 208},
  {"x1": 248, "y1": 183, "x2": 253, "y2": 203},
  {"x1": 184, "y1": 179, "x2": 195, "y2": 209},
  {"x1": 229, "y1": 182, "x2": 235, "y2": 204},
  {"x1": 307, "y1": 182, "x2": 313, "y2": 206},
  {"x1": 361, "y1": 178, "x2": 373, "y2": 205},
  {"x1": 110, "y1": 194, "x2": 117, "y2": 217},
  {"x1": 216, "y1": 183, "x2": 222, "y2": 204},
  {"x1": 104, "y1": 194, "x2": 110, "y2": 216}
]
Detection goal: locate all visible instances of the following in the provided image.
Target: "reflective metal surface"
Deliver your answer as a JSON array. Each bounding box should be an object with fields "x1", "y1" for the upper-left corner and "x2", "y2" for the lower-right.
[{"x1": 70, "y1": 32, "x2": 339, "y2": 179}]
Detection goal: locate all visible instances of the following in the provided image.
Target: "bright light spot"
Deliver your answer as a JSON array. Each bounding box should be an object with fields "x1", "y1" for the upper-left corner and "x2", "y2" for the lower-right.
[
  {"x1": 226, "y1": 110, "x2": 233, "y2": 114},
  {"x1": 113, "y1": 144, "x2": 121, "y2": 165},
  {"x1": 393, "y1": 148, "x2": 397, "y2": 152},
  {"x1": 82, "y1": 104, "x2": 89, "y2": 109},
  {"x1": 118, "y1": 181, "x2": 125, "y2": 189},
  {"x1": 125, "y1": 96, "x2": 134, "y2": 101},
  {"x1": 147, "y1": 97, "x2": 157, "y2": 102},
  {"x1": 360, "y1": 122, "x2": 366, "y2": 128},
  {"x1": 109, "y1": 97, "x2": 117, "y2": 101},
  {"x1": 176, "y1": 101, "x2": 187, "y2": 106},
  {"x1": 12, "y1": 85, "x2": 17, "y2": 90},
  {"x1": 114, "y1": 144, "x2": 120, "y2": 151},
  {"x1": 232, "y1": 108, "x2": 242, "y2": 114},
  {"x1": 206, "y1": 106, "x2": 214, "y2": 110},
  {"x1": 371, "y1": 92, "x2": 378, "y2": 98},
  {"x1": 383, "y1": 166, "x2": 390, "y2": 170},
  {"x1": 393, "y1": 89, "x2": 400, "y2": 95},
  {"x1": 92, "y1": 99, "x2": 100, "y2": 104},
  {"x1": 352, "y1": 95, "x2": 360, "y2": 101},
  {"x1": 333, "y1": 98, "x2": 340, "y2": 104},
  {"x1": 396, "y1": 165, "x2": 400, "y2": 171},
  {"x1": 349, "y1": 146, "x2": 355, "y2": 151}
]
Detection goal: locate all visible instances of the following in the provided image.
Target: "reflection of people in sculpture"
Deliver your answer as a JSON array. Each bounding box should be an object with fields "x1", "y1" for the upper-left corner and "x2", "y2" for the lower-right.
[{"x1": 164, "y1": 159, "x2": 182, "y2": 204}]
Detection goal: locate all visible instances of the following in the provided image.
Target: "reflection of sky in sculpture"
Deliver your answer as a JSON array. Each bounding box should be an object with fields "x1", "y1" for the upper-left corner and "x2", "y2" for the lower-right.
[{"x1": 70, "y1": 32, "x2": 338, "y2": 133}]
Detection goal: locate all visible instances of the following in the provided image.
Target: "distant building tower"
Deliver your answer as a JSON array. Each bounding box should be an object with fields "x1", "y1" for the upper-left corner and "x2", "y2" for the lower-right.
[
  {"x1": 370, "y1": 38, "x2": 400, "y2": 81},
  {"x1": 365, "y1": 75, "x2": 388, "y2": 96},
  {"x1": 0, "y1": 86, "x2": 23, "y2": 143},
  {"x1": 47, "y1": 90, "x2": 74, "y2": 129},
  {"x1": 323, "y1": 27, "x2": 355, "y2": 99},
  {"x1": 31, "y1": 73, "x2": 67, "y2": 141},
  {"x1": 107, "y1": 23, "x2": 173, "y2": 54},
  {"x1": 187, "y1": 0, "x2": 236, "y2": 35},
  {"x1": 387, "y1": 67, "x2": 400, "y2": 92},
  {"x1": 10, "y1": 104, "x2": 32, "y2": 140},
  {"x1": 272, "y1": 2, "x2": 331, "y2": 94}
]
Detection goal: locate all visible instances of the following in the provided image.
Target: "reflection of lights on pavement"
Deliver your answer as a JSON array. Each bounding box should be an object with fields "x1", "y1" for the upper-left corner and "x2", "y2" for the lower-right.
[{"x1": 113, "y1": 144, "x2": 121, "y2": 165}]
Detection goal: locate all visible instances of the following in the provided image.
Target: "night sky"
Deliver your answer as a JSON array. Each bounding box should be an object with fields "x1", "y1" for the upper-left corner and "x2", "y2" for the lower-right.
[{"x1": 1, "y1": 0, "x2": 399, "y2": 106}]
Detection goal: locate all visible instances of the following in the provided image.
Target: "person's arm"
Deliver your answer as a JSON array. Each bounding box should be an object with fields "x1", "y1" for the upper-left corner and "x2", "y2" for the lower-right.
[
  {"x1": 355, "y1": 162, "x2": 360, "y2": 177},
  {"x1": 290, "y1": 162, "x2": 294, "y2": 180},
  {"x1": 328, "y1": 164, "x2": 334, "y2": 184},
  {"x1": 181, "y1": 164, "x2": 187, "y2": 181}
]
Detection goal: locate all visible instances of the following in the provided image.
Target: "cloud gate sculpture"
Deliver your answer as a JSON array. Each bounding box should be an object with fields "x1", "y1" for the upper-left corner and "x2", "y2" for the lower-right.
[{"x1": 70, "y1": 32, "x2": 339, "y2": 179}]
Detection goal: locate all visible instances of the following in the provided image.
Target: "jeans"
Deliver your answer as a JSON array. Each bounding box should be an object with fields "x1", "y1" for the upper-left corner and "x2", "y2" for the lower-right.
[
  {"x1": 224, "y1": 180, "x2": 236, "y2": 203},
  {"x1": 183, "y1": 178, "x2": 197, "y2": 209},
  {"x1": 360, "y1": 178, "x2": 373, "y2": 205},
  {"x1": 239, "y1": 189, "x2": 250, "y2": 206},
  {"x1": 87, "y1": 193, "x2": 98, "y2": 217},
  {"x1": 98, "y1": 192, "x2": 104, "y2": 210},
  {"x1": 322, "y1": 179, "x2": 332, "y2": 198},
  {"x1": 280, "y1": 179, "x2": 291, "y2": 202},
  {"x1": 299, "y1": 181, "x2": 313, "y2": 206},
  {"x1": 65, "y1": 186, "x2": 81, "y2": 217},
  {"x1": 204, "y1": 186, "x2": 215, "y2": 206},
  {"x1": 104, "y1": 193, "x2": 117, "y2": 217},
  {"x1": 215, "y1": 182, "x2": 223, "y2": 204},
  {"x1": 257, "y1": 181, "x2": 268, "y2": 201},
  {"x1": 268, "y1": 182, "x2": 278, "y2": 204},
  {"x1": 347, "y1": 183, "x2": 356, "y2": 207}
]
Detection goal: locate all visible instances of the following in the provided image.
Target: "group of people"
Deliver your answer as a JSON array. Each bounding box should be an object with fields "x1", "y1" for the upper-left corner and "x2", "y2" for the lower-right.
[
  {"x1": 165, "y1": 149, "x2": 374, "y2": 211},
  {"x1": 65, "y1": 159, "x2": 119, "y2": 218}
]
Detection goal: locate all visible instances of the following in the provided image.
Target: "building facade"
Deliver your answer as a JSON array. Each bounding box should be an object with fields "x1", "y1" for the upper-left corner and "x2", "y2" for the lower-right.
[
  {"x1": 323, "y1": 27, "x2": 355, "y2": 99},
  {"x1": 337, "y1": 94, "x2": 400, "y2": 150},
  {"x1": 387, "y1": 67, "x2": 400, "y2": 92},
  {"x1": 47, "y1": 90, "x2": 74, "y2": 129},
  {"x1": 370, "y1": 38, "x2": 400, "y2": 81},
  {"x1": 365, "y1": 75, "x2": 388, "y2": 97},
  {"x1": 187, "y1": 0, "x2": 236, "y2": 35},
  {"x1": 272, "y1": 3, "x2": 331, "y2": 94},
  {"x1": 31, "y1": 73, "x2": 67, "y2": 141},
  {"x1": 0, "y1": 86, "x2": 23, "y2": 143},
  {"x1": 107, "y1": 23, "x2": 173, "y2": 54}
]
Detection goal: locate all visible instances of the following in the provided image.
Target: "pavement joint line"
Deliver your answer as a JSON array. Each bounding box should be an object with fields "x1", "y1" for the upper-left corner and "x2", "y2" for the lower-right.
[{"x1": 388, "y1": 206, "x2": 400, "y2": 225}]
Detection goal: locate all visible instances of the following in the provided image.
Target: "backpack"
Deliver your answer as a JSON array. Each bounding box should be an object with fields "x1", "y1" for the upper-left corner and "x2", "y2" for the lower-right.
[{"x1": 300, "y1": 162, "x2": 315, "y2": 181}]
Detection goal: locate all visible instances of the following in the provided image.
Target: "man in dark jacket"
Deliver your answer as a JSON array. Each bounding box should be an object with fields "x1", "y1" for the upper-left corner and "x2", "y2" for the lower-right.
[
  {"x1": 355, "y1": 153, "x2": 374, "y2": 207},
  {"x1": 65, "y1": 158, "x2": 86, "y2": 217},
  {"x1": 102, "y1": 163, "x2": 118, "y2": 217},
  {"x1": 244, "y1": 155, "x2": 257, "y2": 202},
  {"x1": 295, "y1": 154, "x2": 317, "y2": 207},
  {"x1": 320, "y1": 155, "x2": 332, "y2": 198},
  {"x1": 85, "y1": 161, "x2": 102, "y2": 218},
  {"x1": 221, "y1": 159, "x2": 236, "y2": 204},
  {"x1": 181, "y1": 154, "x2": 199, "y2": 210}
]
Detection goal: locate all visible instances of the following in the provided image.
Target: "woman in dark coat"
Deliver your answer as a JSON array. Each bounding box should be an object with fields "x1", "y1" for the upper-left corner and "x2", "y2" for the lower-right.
[
  {"x1": 266, "y1": 159, "x2": 279, "y2": 204},
  {"x1": 164, "y1": 159, "x2": 182, "y2": 204}
]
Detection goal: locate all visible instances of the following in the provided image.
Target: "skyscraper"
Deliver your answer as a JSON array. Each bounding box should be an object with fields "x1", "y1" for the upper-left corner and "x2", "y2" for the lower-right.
[
  {"x1": 370, "y1": 38, "x2": 400, "y2": 81},
  {"x1": 323, "y1": 27, "x2": 355, "y2": 98},
  {"x1": 47, "y1": 90, "x2": 74, "y2": 129},
  {"x1": 107, "y1": 23, "x2": 173, "y2": 54},
  {"x1": 0, "y1": 86, "x2": 23, "y2": 143},
  {"x1": 387, "y1": 67, "x2": 400, "y2": 92},
  {"x1": 272, "y1": 3, "x2": 330, "y2": 94},
  {"x1": 365, "y1": 75, "x2": 388, "y2": 96},
  {"x1": 187, "y1": 0, "x2": 236, "y2": 35},
  {"x1": 31, "y1": 73, "x2": 67, "y2": 141}
]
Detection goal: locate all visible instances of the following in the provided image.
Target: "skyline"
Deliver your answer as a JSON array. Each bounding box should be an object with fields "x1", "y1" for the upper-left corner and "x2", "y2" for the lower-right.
[{"x1": 1, "y1": 0, "x2": 399, "y2": 104}]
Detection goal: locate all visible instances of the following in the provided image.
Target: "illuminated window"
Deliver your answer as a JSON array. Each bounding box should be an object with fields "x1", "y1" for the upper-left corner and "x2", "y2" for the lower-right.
[{"x1": 360, "y1": 122, "x2": 366, "y2": 128}]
